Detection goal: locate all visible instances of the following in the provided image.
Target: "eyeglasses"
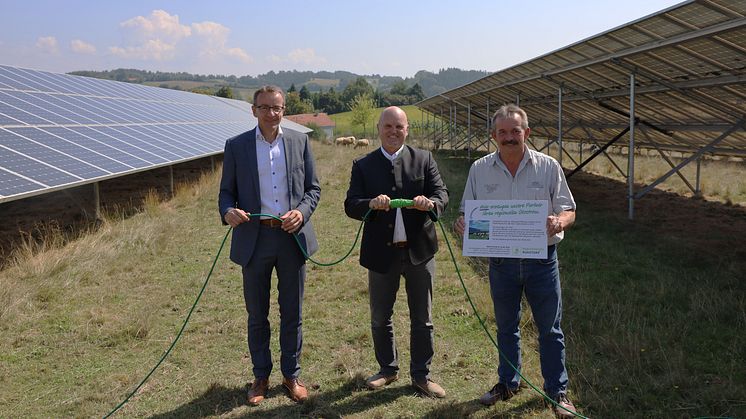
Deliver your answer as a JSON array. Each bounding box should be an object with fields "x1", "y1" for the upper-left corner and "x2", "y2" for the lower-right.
[{"x1": 255, "y1": 105, "x2": 285, "y2": 113}]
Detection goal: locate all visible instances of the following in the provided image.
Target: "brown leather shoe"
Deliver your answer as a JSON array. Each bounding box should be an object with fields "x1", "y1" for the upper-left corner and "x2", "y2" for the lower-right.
[
  {"x1": 282, "y1": 377, "x2": 308, "y2": 403},
  {"x1": 365, "y1": 373, "x2": 398, "y2": 390},
  {"x1": 247, "y1": 378, "x2": 268, "y2": 406},
  {"x1": 412, "y1": 379, "x2": 446, "y2": 398},
  {"x1": 550, "y1": 394, "x2": 578, "y2": 419},
  {"x1": 479, "y1": 382, "x2": 520, "y2": 406}
]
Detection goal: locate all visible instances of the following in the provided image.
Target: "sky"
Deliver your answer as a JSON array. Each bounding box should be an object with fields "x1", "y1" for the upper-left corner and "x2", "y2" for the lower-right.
[{"x1": 0, "y1": 0, "x2": 684, "y2": 78}]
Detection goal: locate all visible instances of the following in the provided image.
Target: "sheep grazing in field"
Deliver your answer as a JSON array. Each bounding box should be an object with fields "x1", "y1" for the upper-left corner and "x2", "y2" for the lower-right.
[
  {"x1": 354, "y1": 138, "x2": 370, "y2": 149},
  {"x1": 335, "y1": 136, "x2": 356, "y2": 146}
]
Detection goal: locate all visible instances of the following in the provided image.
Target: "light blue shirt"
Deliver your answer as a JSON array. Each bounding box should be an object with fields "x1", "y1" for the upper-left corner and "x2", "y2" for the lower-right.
[{"x1": 256, "y1": 127, "x2": 290, "y2": 219}]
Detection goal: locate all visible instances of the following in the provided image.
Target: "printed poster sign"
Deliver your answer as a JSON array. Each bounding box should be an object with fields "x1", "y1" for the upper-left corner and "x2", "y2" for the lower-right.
[{"x1": 463, "y1": 200, "x2": 549, "y2": 259}]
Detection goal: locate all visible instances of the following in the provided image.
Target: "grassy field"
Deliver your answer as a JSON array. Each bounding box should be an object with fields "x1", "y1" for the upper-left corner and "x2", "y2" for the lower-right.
[{"x1": 1, "y1": 142, "x2": 744, "y2": 418}]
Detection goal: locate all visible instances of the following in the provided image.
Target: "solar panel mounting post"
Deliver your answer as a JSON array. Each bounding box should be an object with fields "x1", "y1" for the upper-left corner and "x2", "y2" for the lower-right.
[
  {"x1": 93, "y1": 182, "x2": 101, "y2": 220},
  {"x1": 450, "y1": 104, "x2": 454, "y2": 150},
  {"x1": 628, "y1": 72, "x2": 636, "y2": 221},
  {"x1": 694, "y1": 156, "x2": 702, "y2": 196},
  {"x1": 169, "y1": 165, "x2": 174, "y2": 198},
  {"x1": 558, "y1": 85, "x2": 563, "y2": 168},
  {"x1": 467, "y1": 102, "x2": 471, "y2": 161},
  {"x1": 485, "y1": 96, "x2": 492, "y2": 153}
]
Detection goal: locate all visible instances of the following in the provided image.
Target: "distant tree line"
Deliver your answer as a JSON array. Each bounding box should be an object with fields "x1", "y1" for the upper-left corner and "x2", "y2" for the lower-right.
[
  {"x1": 279, "y1": 77, "x2": 425, "y2": 115},
  {"x1": 70, "y1": 67, "x2": 489, "y2": 110}
]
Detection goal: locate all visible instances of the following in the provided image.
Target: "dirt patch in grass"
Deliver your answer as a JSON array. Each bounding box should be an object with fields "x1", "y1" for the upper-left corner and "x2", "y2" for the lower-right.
[{"x1": 568, "y1": 170, "x2": 746, "y2": 268}]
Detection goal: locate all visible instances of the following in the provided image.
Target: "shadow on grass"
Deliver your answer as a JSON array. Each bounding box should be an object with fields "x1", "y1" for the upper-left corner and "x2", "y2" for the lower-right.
[
  {"x1": 146, "y1": 375, "x2": 411, "y2": 419},
  {"x1": 421, "y1": 396, "x2": 548, "y2": 418},
  {"x1": 147, "y1": 383, "x2": 246, "y2": 419},
  {"x1": 147, "y1": 376, "x2": 556, "y2": 418}
]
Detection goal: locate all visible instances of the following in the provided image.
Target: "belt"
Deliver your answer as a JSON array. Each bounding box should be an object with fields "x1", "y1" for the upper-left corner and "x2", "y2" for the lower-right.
[
  {"x1": 393, "y1": 241, "x2": 408, "y2": 248},
  {"x1": 259, "y1": 218, "x2": 283, "y2": 228}
]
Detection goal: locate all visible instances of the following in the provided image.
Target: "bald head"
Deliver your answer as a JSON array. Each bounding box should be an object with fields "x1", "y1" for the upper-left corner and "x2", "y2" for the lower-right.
[
  {"x1": 378, "y1": 106, "x2": 409, "y2": 154},
  {"x1": 378, "y1": 106, "x2": 408, "y2": 125}
]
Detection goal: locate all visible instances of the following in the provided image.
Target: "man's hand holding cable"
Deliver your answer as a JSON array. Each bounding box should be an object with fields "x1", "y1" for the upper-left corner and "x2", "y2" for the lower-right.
[
  {"x1": 369, "y1": 194, "x2": 391, "y2": 211},
  {"x1": 225, "y1": 207, "x2": 250, "y2": 228},
  {"x1": 412, "y1": 195, "x2": 434, "y2": 212},
  {"x1": 281, "y1": 209, "x2": 304, "y2": 233}
]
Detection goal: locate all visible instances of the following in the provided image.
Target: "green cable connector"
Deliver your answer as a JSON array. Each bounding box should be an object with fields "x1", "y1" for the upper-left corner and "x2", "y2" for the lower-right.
[{"x1": 389, "y1": 198, "x2": 414, "y2": 208}]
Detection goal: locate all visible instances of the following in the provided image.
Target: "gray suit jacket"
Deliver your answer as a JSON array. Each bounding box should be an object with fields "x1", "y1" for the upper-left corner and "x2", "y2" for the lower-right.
[{"x1": 218, "y1": 127, "x2": 320, "y2": 266}]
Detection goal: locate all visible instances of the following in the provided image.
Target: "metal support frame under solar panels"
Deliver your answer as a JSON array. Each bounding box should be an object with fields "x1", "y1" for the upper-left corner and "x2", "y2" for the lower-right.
[
  {"x1": 416, "y1": 0, "x2": 746, "y2": 219},
  {"x1": 0, "y1": 65, "x2": 311, "y2": 213}
]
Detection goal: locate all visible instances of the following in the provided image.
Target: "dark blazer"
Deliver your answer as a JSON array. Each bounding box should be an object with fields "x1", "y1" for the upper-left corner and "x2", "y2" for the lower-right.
[
  {"x1": 219, "y1": 127, "x2": 320, "y2": 266},
  {"x1": 345, "y1": 145, "x2": 448, "y2": 274}
]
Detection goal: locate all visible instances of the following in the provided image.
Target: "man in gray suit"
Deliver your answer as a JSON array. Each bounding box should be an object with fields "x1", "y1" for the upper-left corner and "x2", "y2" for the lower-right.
[
  {"x1": 219, "y1": 85, "x2": 320, "y2": 406},
  {"x1": 345, "y1": 106, "x2": 449, "y2": 398}
]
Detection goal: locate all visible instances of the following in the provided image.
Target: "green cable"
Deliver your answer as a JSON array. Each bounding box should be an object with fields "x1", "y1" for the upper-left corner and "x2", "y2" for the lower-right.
[
  {"x1": 103, "y1": 227, "x2": 232, "y2": 418},
  {"x1": 104, "y1": 212, "x2": 369, "y2": 416},
  {"x1": 252, "y1": 212, "x2": 368, "y2": 266},
  {"x1": 106, "y1": 203, "x2": 590, "y2": 417},
  {"x1": 435, "y1": 216, "x2": 589, "y2": 419}
]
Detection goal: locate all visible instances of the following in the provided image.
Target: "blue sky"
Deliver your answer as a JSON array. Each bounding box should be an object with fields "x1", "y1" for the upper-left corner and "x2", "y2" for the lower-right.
[{"x1": 1, "y1": 0, "x2": 683, "y2": 78}]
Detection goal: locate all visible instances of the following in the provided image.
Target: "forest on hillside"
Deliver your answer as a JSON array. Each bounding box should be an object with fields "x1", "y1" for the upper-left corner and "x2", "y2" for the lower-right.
[{"x1": 69, "y1": 68, "x2": 488, "y2": 99}]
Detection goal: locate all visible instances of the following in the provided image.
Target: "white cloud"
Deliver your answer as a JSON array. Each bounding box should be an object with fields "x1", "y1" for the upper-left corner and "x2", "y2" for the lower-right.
[
  {"x1": 71, "y1": 39, "x2": 96, "y2": 54},
  {"x1": 191, "y1": 21, "x2": 252, "y2": 63},
  {"x1": 287, "y1": 48, "x2": 327, "y2": 65},
  {"x1": 109, "y1": 39, "x2": 176, "y2": 61},
  {"x1": 36, "y1": 36, "x2": 59, "y2": 54},
  {"x1": 225, "y1": 47, "x2": 252, "y2": 63},
  {"x1": 267, "y1": 48, "x2": 327, "y2": 67},
  {"x1": 191, "y1": 21, "x2": 230, "y2": 43},
  {"x1": 120, "y1": 9, "x2": 191, "y2": 42},
  {"x1": 110, "y1": 10, "x2": 251, "y2": 66}
]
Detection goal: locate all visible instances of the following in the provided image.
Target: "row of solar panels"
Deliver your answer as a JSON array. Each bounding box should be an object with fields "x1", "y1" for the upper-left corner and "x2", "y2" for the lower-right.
[
  {"x1": 0, "y1": 89, "x2": 250, "y2": 126},
  {"x1": 0, "y1": 123, "x2": 247, "y2": 197},
  {"x1": 0, "y1": 64, "x2": 217, "y2": 102},
  {"x1": 0, "y1": 64, "x2": 310, "y2": 203}
]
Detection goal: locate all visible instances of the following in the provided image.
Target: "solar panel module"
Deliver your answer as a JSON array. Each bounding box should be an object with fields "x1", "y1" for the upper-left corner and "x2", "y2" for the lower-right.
[{"x1": 0, "y1": 64, "x2": 311, "y2": 203}]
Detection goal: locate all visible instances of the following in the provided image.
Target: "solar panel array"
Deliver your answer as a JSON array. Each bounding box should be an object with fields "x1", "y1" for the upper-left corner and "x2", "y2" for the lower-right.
[
  {"x1": 417, "y1": 0, "x2": 746, "y2": 157},
  {"x1": 0, "y1": 64, "x2": 310, "y2": 203}
]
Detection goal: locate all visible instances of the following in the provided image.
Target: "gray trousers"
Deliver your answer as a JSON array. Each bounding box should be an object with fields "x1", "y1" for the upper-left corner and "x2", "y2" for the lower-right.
[{"x1": 368, "y1": 248, "x2": 435, "y2": 381}]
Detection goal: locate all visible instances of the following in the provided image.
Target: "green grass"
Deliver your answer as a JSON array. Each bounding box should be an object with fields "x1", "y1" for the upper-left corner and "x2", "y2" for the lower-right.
[{"x1": 1, "y1": 143, "x2": 744, "y2": 418}]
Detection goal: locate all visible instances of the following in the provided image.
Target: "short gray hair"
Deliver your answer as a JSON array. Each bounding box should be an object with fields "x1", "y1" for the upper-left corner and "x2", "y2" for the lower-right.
[{"x1": 491, "y1": 104, "x2": 529, "y2": 130}]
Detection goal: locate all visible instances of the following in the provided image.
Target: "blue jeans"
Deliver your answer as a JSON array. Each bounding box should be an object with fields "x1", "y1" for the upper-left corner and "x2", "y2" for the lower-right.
[{"x1": 488, "y1": 245, "x2": 568, "y2": 397}]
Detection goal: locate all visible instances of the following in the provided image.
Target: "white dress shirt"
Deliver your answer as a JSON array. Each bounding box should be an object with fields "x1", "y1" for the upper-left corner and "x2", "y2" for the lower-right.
[
  {"x1": 380, "y1": 146, "x2": 407, "y2": 244},
  {"x1": 256, "y1": 127, "x2": 290, "y2": 219}
]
